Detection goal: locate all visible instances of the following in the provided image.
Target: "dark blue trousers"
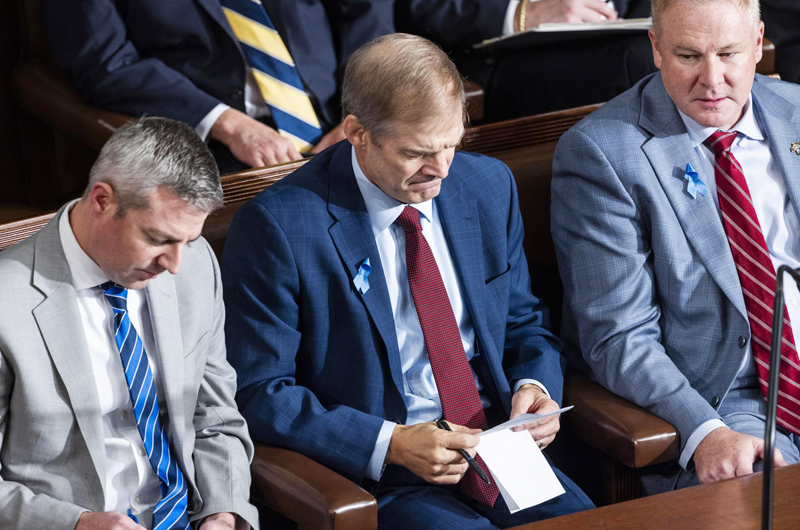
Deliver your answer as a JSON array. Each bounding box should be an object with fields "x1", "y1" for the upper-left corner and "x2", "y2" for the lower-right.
[{"x1": 375, "y1": 459, "x2": 593, "y2": 529}]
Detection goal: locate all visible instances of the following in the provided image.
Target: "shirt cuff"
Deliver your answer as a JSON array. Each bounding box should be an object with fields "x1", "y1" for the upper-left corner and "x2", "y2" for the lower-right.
[
  {"x1": 679, "y1": 419, "x2": 727, "y2": 470},
  {"x1": 366, "y1": 420, "x2": 397, "y2": 481},
  {"x1": 513, "y1": 379, "x2": 550, "y2": 399},
  {"x1": 503, "y1": 1, "x2": 521, "y2": 35},
  {"x1": 196, "y1": 103, "x2": 230, "y2": 142},
  {"x1": 504, "y1": 0, "x2": 545, "y2": 35}
]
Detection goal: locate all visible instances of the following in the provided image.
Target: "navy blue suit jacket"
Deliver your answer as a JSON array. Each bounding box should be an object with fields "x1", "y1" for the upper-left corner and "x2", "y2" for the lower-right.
[
  {"x1": 42, "y1": 0, "x2": 394, "y2": 130},
  {"x1": 222, "y1": 141, "x2": 564, "y2": 482}
]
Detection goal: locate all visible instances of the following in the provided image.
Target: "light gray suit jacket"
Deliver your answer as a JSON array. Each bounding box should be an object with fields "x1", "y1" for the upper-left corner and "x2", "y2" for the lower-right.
[
  {"x1": 551, "y1": 73, "x2": 800, "y2": 456},
  {"x1": 0, "y1": 207, "x2": 259, "y2": 529}
]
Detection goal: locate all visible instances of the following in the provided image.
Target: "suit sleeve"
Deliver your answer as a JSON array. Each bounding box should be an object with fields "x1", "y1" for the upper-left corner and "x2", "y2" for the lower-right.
[
  {"x1": 41, "y1": 0, "x2": 221, "y2": 126},
  {"x1": 189, "y1": 241, "x2": 259, "y2": 528},
  {"x1": 0, "y1": 350, "x2": 88, "y2": 530},
  {"x1": 395, "y1": 0, "x2": 510, "y2": 52},
  {"x1": 222, "y1": 200, "x2": 385, "y2": 482},
  {"x1": 496, "y1": 164, "x2": 567, "y2": 405},
  {"x1": 551, "y1": 128, "x2": 722, "y2": 450}
]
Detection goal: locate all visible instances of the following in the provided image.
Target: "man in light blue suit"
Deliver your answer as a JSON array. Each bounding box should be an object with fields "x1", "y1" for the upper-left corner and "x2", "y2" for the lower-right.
[
  {"x1": 552, "y1": 0, "x2": 800, "y2": 492},
  {"x1": 223, "y1": 34, "x2": 592, "y2": 529}
]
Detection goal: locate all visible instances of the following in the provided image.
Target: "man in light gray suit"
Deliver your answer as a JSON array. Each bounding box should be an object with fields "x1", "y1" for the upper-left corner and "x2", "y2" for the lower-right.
[
  {"x1": 552, "y1": 0, "x2": 800, "y2": 492},
  {"x1": 0, "y1": 118, "x2": 258, "y2": 529}
]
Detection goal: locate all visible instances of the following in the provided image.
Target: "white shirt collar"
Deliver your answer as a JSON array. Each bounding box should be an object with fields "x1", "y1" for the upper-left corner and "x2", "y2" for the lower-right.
[
  {"x1": 59, "y1": 199, "x2": 111, "y2": 291},
  {"x1": 678, "y1": 93, "x2": 764, "y2": 149},
  {"x1": 350, "y1": 145, "x2": 434, "y2": 237}
]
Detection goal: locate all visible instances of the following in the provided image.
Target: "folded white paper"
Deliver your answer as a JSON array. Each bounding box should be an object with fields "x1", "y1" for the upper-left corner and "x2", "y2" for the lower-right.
[
  {"x1": 475, "y1": 407, "x2": 572, "y2": 513},
  {"x1": 480, "y1": 406, "x2": 573, "y2": 436}
]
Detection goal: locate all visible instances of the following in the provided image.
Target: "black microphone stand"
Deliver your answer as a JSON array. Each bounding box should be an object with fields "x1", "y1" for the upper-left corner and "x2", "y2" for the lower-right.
[{"x1": 762, "y1": 265, "x2": 800, "y2": 530}]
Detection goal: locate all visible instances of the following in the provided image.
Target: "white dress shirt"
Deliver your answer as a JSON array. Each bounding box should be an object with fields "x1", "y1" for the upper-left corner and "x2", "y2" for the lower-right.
[
  {"x1": 59, "y1": 202, "x2": 163, "y2": 516},
  {"x1": 677, "y1": 96, "x2": 800, "y2": 468},
  {"x1": 350, "y1": 148, "x2": 544, "y2": 480}
]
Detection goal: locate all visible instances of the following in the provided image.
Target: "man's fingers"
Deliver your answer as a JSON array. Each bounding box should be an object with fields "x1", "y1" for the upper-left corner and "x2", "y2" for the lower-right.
[
  {"x1": 734, "y1": 456, "x2": 754, "y2": 478},
  {"x1": 585, "y1": 0, "x2": 617, "y2": 19},
  {"x1": 441, "y1": 431, "x2": 480, "y2": 451},
  {"x1": 774, "y1": 448, "x2": 789, "y2": 467}
]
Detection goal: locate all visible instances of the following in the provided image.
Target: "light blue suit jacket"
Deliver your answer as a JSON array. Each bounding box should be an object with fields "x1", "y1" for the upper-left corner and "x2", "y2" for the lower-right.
[
  {"x1": 222, "y1": 141, "x2": 565, "y2": 484},
  {"x1": 551, "y1": 72, "x2": 800, "y2": 454}
]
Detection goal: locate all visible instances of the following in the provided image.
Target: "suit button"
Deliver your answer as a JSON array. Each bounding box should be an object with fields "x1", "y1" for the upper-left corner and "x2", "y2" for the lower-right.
[
  {"x1": 231, "y1": 88, "x2": 243, "y2": 99},
  {"x1": 710, "y1": 396, "x2": 721, "y2": 407},
  {"x1": 738, "y1": 336, "x2": 748, "y2": 348}
]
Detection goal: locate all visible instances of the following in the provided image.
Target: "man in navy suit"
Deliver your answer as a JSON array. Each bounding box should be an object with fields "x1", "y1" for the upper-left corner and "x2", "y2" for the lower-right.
[
  {"x1": 396, "y1": 0, "x2": 657, "y2": 121},
  {"x1": 222, "y1": 34, "x2": 593, "y2": 529}
]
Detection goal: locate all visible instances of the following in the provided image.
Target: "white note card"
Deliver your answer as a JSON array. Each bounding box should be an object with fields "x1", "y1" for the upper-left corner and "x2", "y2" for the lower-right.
[{"x1": 476, "y1": 427, "x2": 565, "y2": 513}]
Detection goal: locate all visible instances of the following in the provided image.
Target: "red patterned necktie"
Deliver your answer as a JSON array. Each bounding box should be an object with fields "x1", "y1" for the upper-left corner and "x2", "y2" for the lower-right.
[
  {"x1": 395, "y1": 206, "x2": 500, "y2": 506},
  {"x1": 705, "y1": 130, "x2": 800, "y2": 435}
]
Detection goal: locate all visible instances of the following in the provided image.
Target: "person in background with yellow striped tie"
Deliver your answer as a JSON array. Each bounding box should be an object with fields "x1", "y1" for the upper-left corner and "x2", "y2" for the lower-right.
[{"x1": 42, "y1": 0, "x2": 395, "y2": 172}]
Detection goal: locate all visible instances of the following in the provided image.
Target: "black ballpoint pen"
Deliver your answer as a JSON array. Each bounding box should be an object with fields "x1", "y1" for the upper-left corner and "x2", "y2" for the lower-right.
[{"x1": 435, "y1": 419, "x2": 491, "y2": 484}]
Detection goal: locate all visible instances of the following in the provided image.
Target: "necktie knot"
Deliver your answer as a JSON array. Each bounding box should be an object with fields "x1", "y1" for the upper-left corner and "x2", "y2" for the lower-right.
[
  {"x1": 395, "y1": 205, "x2": 423, "y2": 234},
  {"x1": 101, "y1": 282, "x2": 128, "y2": 311},
  {"x1": 704, "y1": 130, "x2": 737, "y2": 155}
]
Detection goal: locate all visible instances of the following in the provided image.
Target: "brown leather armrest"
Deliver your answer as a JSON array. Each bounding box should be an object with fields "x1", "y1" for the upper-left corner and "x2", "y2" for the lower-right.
[
  {"x1": 562, "y1": 373, "x2": 680, "y2": 468},
  {"x1": 250, "y1": 444, "x2": 377, "y2": 530},
  {"x1": 11, "y1": 60, "x2": 131, "y2": 151}
]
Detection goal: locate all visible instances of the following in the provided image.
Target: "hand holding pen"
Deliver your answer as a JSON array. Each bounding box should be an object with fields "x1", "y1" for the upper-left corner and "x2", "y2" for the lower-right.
[{"x1": 436, "y1": 419, "x2": 491, "y2": 484}]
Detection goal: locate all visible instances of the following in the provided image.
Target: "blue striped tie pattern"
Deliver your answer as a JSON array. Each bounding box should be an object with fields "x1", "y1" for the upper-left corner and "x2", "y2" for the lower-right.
[
  {"x1": 220, "y1": 0, "x2": 322, "y2": 153},
  {"x1": 102, "y1": 283, "x2": 190, "y2": 530}
]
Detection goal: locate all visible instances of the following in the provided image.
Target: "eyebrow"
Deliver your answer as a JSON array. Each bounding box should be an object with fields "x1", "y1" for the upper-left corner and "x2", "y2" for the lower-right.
[
  {"x1": 672, "y1": 43, "x2": 742, "y2": 54},
  {"x1": 401, "y1": 139, "x2": 464, "y2": 158},
  {"x1": 146, "y1": 229, "x2": 202, "y2": 244}
]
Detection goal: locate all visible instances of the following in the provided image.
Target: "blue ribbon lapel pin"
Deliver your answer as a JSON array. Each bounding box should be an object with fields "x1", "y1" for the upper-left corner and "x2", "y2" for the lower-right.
[
  {"x1": 353, "y1": 258, "x2": 372, "y2": 294},
  {"x1": 683, "y1": 163, "x2": 707, "y2": 199}
]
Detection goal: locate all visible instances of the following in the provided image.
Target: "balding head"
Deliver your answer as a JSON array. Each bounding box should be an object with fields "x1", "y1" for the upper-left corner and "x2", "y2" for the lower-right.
[{"x1": 341, "y1": 33, "x2": 466, "y2": 142}]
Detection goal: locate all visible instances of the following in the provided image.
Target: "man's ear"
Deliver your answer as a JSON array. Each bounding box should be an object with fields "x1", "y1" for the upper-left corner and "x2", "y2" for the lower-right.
[
  {"x1": 755, "y1": 21, "x2": 764, "y2": 64},
  {"x1": 649, "y1": 28, "x2": 663, "y2": 70},
  {"x1": 343, "y1": 114, "x2": 368, "y2": 148},
  {"x1": 87, "y1": 182, "x2": 119, "y2": 219}
]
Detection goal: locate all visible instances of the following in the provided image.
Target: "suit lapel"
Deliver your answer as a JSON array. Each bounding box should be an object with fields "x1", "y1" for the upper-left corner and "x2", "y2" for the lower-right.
[
  {"x1": 435, "y1": 178, "x2": 489, "y2": 348},
  {"x1": 752, "y1": 77, "x2": 800, "y2": 224},
  {"x1": 640, "y1": 75, "x2": 747, "y2": 318},
  {"x1": 145, "y1": 274, "x2": 188, "y2": 465},
  {"x1": 195, "y1": 0, "x2": 238, "y2": 43},
  {"x1": 31, "y1": 210, "x2": 107, "y2": 496},
  {"x1": 326, "y1": 145, "x2": 405, "y2": 396}
]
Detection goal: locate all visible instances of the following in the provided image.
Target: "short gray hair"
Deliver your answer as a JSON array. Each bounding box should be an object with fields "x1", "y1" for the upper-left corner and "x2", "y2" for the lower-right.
[
  {"x1": 651, "y1": 0, "x2": 761, "y2": 36},
  {"x1": 84, "y1": 117, "x2": 223, "y2": 216},
  {"x1": 342, "y1": 33, "x2": 467, "y2": 141}
]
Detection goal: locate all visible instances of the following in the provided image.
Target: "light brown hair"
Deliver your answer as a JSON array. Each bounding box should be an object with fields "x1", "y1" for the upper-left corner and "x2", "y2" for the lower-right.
[
  {"x1": 342, "y1": 33, "x2": 467, "y2": 141},
  {"x1": 651, "y1": 0, "x2": 761, "y2": 37}
]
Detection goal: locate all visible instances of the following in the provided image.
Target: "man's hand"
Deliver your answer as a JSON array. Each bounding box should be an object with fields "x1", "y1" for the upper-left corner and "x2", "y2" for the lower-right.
[
  {"x1": 199, "y1": 512, "x2": 239, "y2": 530},
  {"x1": 385, "y1": 422, "x2": 481, "y2": 484},
  {"x1": 693, "y1": 427, "x2": 788, "y2": 484},
  {"x1": 311, "y1": 123, "x2": 346, "y2": 154},
  {"x1": 517, "y1": 0, "x2": 618, "y2": 31},
  {"x1": 210, "y1": 108, "x2": 302, "y2": 167},
  {"x1": 510, "y1": 384, "x2": 561, "y2": 450},
  {"x1": 74, "y1": 512, "x2": 145, "y2": 530}
]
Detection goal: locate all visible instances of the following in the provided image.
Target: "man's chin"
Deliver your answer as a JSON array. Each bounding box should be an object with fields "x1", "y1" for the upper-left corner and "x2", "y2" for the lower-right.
[{"x1": 689, "y1": 102, "x2": 741, "y2": 130}]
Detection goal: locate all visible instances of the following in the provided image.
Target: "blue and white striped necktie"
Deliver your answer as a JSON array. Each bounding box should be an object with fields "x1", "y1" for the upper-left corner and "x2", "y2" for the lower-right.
[
  {"x1": 220, "y1": 0, "x2": 322, "y2": 153},
  {"x1": 102, "y1": 282, "x2": 190, "y2": 530}
]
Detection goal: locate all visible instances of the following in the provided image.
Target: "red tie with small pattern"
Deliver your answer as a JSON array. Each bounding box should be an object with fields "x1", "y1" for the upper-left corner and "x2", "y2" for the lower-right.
[
  {"x1": 705, "y1": 130, "x2": 800, "y2": 435},
  {"x1": 395, "y1": 206, "x2": 500, "y2": 506}
]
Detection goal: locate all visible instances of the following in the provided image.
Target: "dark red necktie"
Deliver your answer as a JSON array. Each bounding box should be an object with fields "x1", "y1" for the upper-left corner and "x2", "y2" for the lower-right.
[
  {"x1": 395, "y1": 206, "x2": 500, "y2": 506},
  {"x1": 705, "y1": 130, "x2": 800, "y2": 435}
]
